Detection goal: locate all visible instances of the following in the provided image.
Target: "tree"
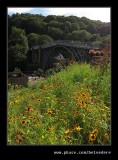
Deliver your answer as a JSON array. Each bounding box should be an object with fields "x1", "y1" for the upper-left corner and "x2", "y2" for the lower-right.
[
  {"x1": 44, "y1": 15, "x2": 57, "y2": 23},
  {"x1": 64, "y1": 21, "x2": 71, "y2": 34},
  {"x1": 86, "y1": 23, "x2": 97, "y2": 34},
  {"x1": 70, "y1": 23, "x2": 80, "y2": 31},
  {"x1": 48, "y1": 27, "x2": 63, "y2": 40},
  {"x1": 27, "y1": 33, "x2": 39, "y2": 48},
  {"x1": 49, "y1": 20, "x2": 59, "y2": 28},
  {"x1": 89, "y1": 34, "x2": 100, "y2": 42},
  {"x1": 38, "y1": 35, "x2": 53, "y2": 45},
  {"x1": 8, "y1": 26, "x2": 29, "y2": 71},
  {"x1": 81, "y1": 17, "x2": 90, "y2": 25},
  {"x1": 78, "y1": 22, "x2": 87, "y2": 30},
  {"x1": 101, "y1": 35, "x2": 111, "y2": 50},
  {"x1": 66, "y1": 16, "x2": 77, "y2": 23},
  {"x1": 98, "y1": 24, "x2": 111, "y2": 37},
  {"x1": 70, "y1": 30, "x2": 91, "y2": 41}
]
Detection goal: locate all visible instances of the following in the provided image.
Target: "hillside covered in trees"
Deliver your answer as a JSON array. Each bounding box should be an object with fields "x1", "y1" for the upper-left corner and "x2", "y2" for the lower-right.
[{"x1": 8, "y1": 13, "x2": 111, "y2": 71}]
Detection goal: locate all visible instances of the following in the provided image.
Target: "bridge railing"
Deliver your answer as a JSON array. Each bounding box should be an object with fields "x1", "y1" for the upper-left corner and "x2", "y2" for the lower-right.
[{"x1": 40, "y1": 40, "x2": 102, "y2": 49}]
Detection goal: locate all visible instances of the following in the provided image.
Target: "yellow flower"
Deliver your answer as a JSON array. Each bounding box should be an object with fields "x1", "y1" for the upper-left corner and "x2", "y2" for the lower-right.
[
  {"x1": 21, "y1": 120, "x2": 26, "y2": 126},
  {"x1": 65, "y1": 136, "x2": 70, "y2": 140},
  {"x1": 73, "y1": 125, "x2": 82, "y2": 132},
  {"x1": 25, "y1": 106, "x2": 30, "y2": 111},
  {"x1": 74, "y1": 96, "x2": 79, "y2": 101},
  {"x1": 29, "y1": 115, "x2": 34, "y2": 119},
  {"x1": 65, "y1": 129, "x2": 70, "y2": 134},
  {"x1": 91, "y1": 129, "x2": 98, "y2": 135},
  {"x1": 48, "y1": 126, "x2": 56, "y2": 132},
  {"x1": 30, "y1": 109, "x2": 34, "y2": 112},
  {"x1": 89, "y1": 133, "x2": 96, "y2": 142},
  {"x1": 37, "y1": 99, "x2": 41, "y2": 102},
  {"x1": 88, "y1": 129, "x2": 98, "y2": 143},
  {"x1": 82, "y1": 93, "x2": 86, "y2": 97},
  {"x1": 76, "y1": 103, "x2": 81, "y2": 107},
  {"x1": 13, "y1": 100, "x2": 19, "y2": 104},
  {"x1": 47, "y1": 109, "x2": 53, "y2": 115},
  {"x1": 104, "y1": 133, "x2": 109, "y2": 139}
]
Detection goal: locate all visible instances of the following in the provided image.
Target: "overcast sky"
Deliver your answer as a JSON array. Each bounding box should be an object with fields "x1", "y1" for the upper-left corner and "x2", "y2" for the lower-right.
[{"x1": 8, "y1": 7, "x2": 111, "y2": 22}]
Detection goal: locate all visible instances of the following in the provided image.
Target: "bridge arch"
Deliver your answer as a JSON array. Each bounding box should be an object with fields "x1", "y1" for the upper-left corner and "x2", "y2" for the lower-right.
[{"x1": 41, "y1": 45, "x2": 83, "y2": 70}]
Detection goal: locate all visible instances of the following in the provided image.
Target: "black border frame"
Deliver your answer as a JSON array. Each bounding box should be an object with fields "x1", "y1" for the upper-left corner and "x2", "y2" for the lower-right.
[{"x1": 0, "y1": 0, "x2": 112, "y2": 159}]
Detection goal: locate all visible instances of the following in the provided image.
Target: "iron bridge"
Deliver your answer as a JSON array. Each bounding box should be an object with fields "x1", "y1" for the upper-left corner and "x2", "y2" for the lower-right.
[{"x1": 30, "y1": 40, "x2": 102, "y2": 70}]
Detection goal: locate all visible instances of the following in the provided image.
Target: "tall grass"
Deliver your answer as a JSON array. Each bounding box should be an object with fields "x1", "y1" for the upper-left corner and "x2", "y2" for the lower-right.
[{"x1": 8, "y1": 62, "x2": 111, "y2": 145}]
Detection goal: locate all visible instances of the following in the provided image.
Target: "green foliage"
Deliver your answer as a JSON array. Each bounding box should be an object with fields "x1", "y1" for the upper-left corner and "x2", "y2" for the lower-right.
[
  {"x1": 38, "y1": 35, "x2": 53, "y2": 45},
  {"x1": 86, "y1": 23, "x2": 97, "y2": 34},
  {"x1": 8, "y1": 63, "x2": 111, "y2": 144},
  {"x1": 45, "y1": 68, "x2": 56, "y2": 77},
  {"x1": 27, "y1": 33, "x2": 39, "y2": 48},
  {"x1": 70, "y1": 30, "x2": 91, "y2": 41},
  {"x1": 9, "y1": 13, "x2": 110, "y2": 43},
  {"x1": 48, "y1": 27, "x2": 63, "y2": 40},
  {"x1": 8, "y1": 27, "x2": 29, "y2": 70},
  {"x1": 36, "y1": 68, "x2": 44, "y2": 77},
  {"x1": 89, "y1": 34, "x2": 100, "y2": 42}
]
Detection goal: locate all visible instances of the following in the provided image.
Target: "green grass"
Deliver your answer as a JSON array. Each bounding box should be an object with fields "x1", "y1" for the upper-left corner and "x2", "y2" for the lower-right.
[{"x1": 8, "y1": 62, "x2": 111, "y2": 145}]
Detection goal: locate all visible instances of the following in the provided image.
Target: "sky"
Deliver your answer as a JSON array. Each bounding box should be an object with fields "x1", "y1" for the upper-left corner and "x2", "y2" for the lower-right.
[{"x1": 8, "y1": 7, "x2": 111, "y2": 23}]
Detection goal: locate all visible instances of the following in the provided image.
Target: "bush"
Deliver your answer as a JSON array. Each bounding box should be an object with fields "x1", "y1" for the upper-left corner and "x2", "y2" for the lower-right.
[
  {"x1": 36, "y1": 68, "x2": 44, "y2": 77},
  {"x1": 45, "y1": 68, "x2": 55, "y2": 77}
]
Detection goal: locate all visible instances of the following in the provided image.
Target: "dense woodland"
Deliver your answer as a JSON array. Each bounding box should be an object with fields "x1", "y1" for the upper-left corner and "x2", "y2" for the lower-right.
[{"x1": 8, "y1": 13, "x2": 111, "y2": 71}]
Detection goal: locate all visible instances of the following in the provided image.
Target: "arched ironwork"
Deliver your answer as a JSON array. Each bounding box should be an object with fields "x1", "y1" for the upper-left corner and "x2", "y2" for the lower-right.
[
  {"x1": 41, "y1": 45, "x2": 82, "y2": 70},
  {"x1": 31, "y1": 41, "x2": 102, "y2": 70}
]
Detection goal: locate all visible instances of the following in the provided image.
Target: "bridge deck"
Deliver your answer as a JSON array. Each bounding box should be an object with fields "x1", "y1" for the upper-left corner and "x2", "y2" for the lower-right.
[{"x1": 31, "y1": 40, "x2": 102, "y2": 50}]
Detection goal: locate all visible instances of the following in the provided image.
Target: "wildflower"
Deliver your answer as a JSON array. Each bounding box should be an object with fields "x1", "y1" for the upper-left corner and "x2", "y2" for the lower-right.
[
  {"x1": 88, "y1": 129, "x2": 98, "y2": 143},
  {"x1": 30, "y1": 109, "x2": 34, "y2": 112},
  {"x1": 65, "y1": 129, "x2": 70, "y2": 134},
  {"x1": 76, "y1": 103, "x2": 81, "y2": 107},
  {"x1": 89, "y1": 133, "x2": 96, "y2": 142},
  {"x1": 25, "y1": 106, "x2": 30, "y2": 111},
  {"x1": 37, "y1": 121, "x2": 42, "y2": 126},
  {"x1": 16, "y1": 136, "x2": 23, "y2": 143},
  {"x1": 82, "y1": 93, "x2": 86, "y2": 97},
  {"x1": 47, "y1": 109, "x2": 53, "y2": 115},
  {"x1": 104, "y1": 106, "x2": 109, "y2": 110},
  {"x1": 82, "y1": 96, "x2": 87, "y2": 101},
  {"x1": 73, "y1": 125, "x2": 82, "y2": 132},
  {"x1": 65, "y1": 136, "x2": 70, "y2": 140},
  {"x1": 21, "y1": 120, "x2": 26, "y2": 126},
  {"x1": 48, "y1": 126, "x2": 55, "y2": 132},
  {"x1": 104, "y1": 133, "x2": 109, "y2": 139},
  {"x1": 17, "y1": 131, "x2": 24, "y2": 135},
  {"x1": 91, "y1": 129, "x2": 98, "y2": 135},
  {"x1": 82, "y1": 83, "x2": 86, "y2": 87},
  {"x1": 75, "y1": 96, "x2": 79, "y2": 100},
  {"x1": 37, "y1": 99, "x2": 41, "y2": 102},
  {"x1": 29, "y1": 115, "x2": 34, "y2": 119},
  {"x1": 90, "y1": 98, "x2": 94, "y2": 102},
  {"x1": 13, "y1": 100, "x2": 18, "y2": 104}
]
